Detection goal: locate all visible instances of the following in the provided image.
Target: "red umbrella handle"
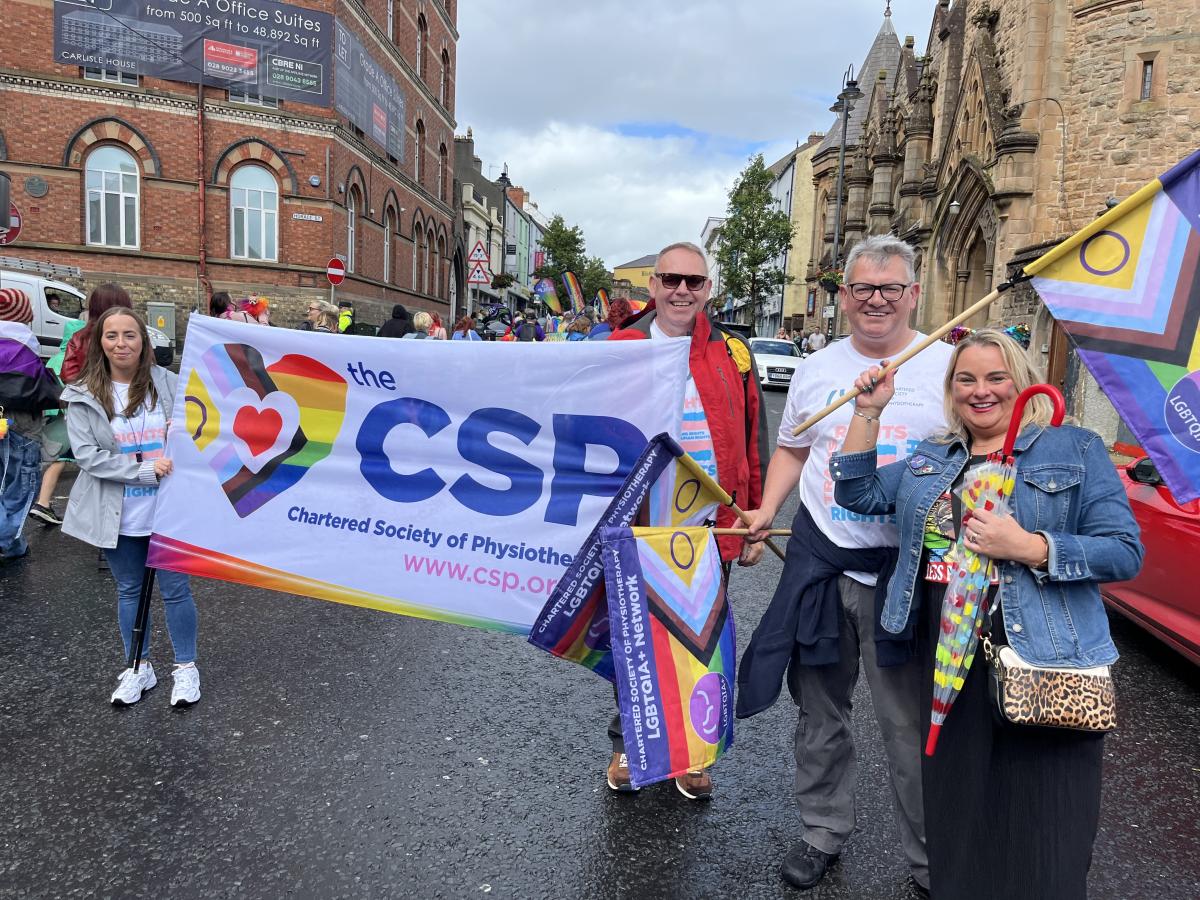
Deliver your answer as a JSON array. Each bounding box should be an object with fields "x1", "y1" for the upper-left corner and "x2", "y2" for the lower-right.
[{"x1": 1003, "y1": 384, "x2": 1066, "y2": 457}]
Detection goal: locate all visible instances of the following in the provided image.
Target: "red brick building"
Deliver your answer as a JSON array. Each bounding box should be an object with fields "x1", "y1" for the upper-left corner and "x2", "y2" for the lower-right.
[{"x1": 0, "y1": 0, "x2": 461, "y2": 336}]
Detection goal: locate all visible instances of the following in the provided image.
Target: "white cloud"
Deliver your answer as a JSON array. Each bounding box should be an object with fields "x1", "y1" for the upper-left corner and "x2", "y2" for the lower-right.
[{"x1": 455, "y1": 1, "x2": 935, "y2": 267}]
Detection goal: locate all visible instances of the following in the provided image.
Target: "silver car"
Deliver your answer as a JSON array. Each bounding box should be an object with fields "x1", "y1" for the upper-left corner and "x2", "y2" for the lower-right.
[{"x1": 748, "y1": 337, "x2": 801, "y2": 390}]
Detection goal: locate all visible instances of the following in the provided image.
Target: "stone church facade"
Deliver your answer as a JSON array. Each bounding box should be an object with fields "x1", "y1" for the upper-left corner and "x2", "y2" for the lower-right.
[{"x1": 810, "y1": 0, "x2": 1200, "y2": 440}]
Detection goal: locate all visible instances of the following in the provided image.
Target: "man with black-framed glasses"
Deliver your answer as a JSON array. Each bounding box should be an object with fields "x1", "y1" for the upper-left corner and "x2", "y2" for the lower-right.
[
  {"x1": 605, "y1": 240, "x2": 769, "y2": 800},
  {"x1": 741, "y1": 234, "x2": 951, "y2": 896}
]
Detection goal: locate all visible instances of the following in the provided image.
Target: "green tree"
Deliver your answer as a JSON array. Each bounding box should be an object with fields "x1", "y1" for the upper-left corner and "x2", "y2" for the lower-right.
[
  {"x1": 715, "y1": 154, "x2": 795, "y2": 320},
  {"x1": 530, "y1": 214, "x2": 613, "y2": 312},
  {"x1": 579, "y1": 255, "x2": 614, "y2": 307},
  {"x1": 534, "y1": 215, "x2": 586, "y2": 279}
]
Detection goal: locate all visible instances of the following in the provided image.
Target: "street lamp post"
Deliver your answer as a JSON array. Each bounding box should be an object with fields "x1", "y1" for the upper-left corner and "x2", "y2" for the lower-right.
[
  {"x1": 828, "y1": 64, "x2": 863, "y2": 339},
  {"x1": 496, "y1": 163, "x2": 512, "y2": 318}
]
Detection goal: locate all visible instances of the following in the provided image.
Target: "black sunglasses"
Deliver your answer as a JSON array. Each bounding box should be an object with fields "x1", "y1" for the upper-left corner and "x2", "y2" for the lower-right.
[{"x1": 656, "y1": 272, "x2": 709, "y2": 291}]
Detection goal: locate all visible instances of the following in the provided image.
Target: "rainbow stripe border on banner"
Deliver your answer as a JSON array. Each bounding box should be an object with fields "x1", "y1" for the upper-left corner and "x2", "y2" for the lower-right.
[{"x1": 148, "y1": 534, "x2": 527, "y2": 634}]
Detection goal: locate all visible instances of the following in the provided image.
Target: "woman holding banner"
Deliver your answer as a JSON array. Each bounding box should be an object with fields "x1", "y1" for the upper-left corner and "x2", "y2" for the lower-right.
[
  {"x1": 829, "y1": 328, "x2": 1142, "y2": 899},
  {"x1": 61, "y1": 307, "x2": 201, "y2": 709}
]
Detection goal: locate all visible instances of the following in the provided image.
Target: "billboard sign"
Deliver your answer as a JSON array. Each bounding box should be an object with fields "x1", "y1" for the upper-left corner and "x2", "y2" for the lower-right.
[
  {"x1": 53, "y1": 0, "x2": 332, "y2": 105},
  {"x1": 333, "y1": 21, "x2": 405, "y2": 161}
]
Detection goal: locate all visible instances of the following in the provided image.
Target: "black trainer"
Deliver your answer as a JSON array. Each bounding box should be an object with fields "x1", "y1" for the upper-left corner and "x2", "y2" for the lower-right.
[
  {"x1": 780, "y1": 841, "x2": 838, "y2": 890},
  {"x1": 28, "y1": 503, "x2": 62, "y2": 526}
]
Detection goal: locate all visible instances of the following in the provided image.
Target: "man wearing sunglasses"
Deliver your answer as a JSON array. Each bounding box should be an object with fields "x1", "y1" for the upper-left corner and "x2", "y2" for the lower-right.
[
  {"x1": 741, "y1": 235, "x2": 951, "y2": 896},
  {"x1": 606, "y1": 241, "x2": 769, "y2": 800}
]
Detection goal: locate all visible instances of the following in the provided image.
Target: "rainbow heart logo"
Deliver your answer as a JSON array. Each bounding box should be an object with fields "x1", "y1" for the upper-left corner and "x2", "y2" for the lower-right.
[{"x1": 184, "y1": 343, "x2": 347, "y2": 518}]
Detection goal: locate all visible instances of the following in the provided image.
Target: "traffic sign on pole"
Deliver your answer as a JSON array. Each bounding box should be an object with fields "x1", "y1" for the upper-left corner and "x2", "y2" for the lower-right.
[
  {"x1": 468, "y1": 241, "x2": 489, "y2": 264},
  {"x1": 326, "y1": 257, "x2": 346, "y2": 286},
  {"x1": 467, "y1": 262, "x2": 490, "y2": 285},
  {"x1": 0, "y1": 203, "x2": 22, "y2": 246}
]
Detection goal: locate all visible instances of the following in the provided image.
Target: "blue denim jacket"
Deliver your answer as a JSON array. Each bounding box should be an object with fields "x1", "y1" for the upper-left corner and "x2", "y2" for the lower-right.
[{"x1": 831, "y1": 423, "x2": 1144, "y2": 668}]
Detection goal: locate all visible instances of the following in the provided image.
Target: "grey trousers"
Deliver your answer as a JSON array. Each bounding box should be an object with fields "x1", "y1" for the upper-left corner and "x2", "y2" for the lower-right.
[{"x1": 786, "y1": 575, "x2": 928, "y2": 884}]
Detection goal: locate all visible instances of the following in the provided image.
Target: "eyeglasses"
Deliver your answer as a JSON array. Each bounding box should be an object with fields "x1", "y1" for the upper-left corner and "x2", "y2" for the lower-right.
[
  {"x1": 655, "y1": 272, "x2": 709, "y2": 291},
  {"x1": 847, "y1": 282, "x2": 911, "y2": 302},
  {"x1": 308, "y1": 306, "x2": 320, "y2": 312}
]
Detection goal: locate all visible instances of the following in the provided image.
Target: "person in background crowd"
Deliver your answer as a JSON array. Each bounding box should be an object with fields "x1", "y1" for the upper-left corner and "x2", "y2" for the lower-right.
[
  {"x1": 807, "y1": 328, "x2": 827, "y2": 352},
  {"x1": 429, "y1": 312, "x2": 448, "y2": 340},
  {"x1": 337, "y1": 301, "x2": 354, "y2": 333},
  {"x1": 588, "y1": 298, "x2": 634, "y2": 340},
  {"x1": 403, "y1": 311, "x2": 433, "y2": 339},
  {"x1": 298, "y1": 301, "x2": 321, "y2": 331},
  {"x1": 0, "y1": 288, "x2": 63, "y2": 561},
  {"x1": 28, "y1": 318, "x2": 86, "y2": 527},
  {"x1": 242, "y1": 295, "x2": 271, "y2": 325},
  {"x1": 566, "y1": 315, "x2": 592, "y2": 341},
  {"x1": 512, "y1": 308, "x2": 544, "y2": 342},
  {"x1": 378, "y1": 304, "x2": 415, "y2": 338},
  {"x1": 777, "y1": 327, "x2": 789, "y2": 339},
  {"x1": 313, "y1": 302, "x2": 340, "y2": 333},
  {"x1": 212, "y1": 292, "x2": 255, "y2": 324},
  {"x1": 607, "y1": 240, "x2": 768, "y2": 800},
  {"x1": 743, "y1": 235, "x2": 952, "y2": 896},
  {"x1": 61, "y1": 283, "x2": 134, "y2": 384},
  {"x1": 451, "y1": 315, "x2": 481, "y2": 341},
  {"x1": 61, "y1": 307, "x2": 201, "y2": 708},
  {"x1": 832, "y1": 327, "x2": 1143, "y2": 900}
]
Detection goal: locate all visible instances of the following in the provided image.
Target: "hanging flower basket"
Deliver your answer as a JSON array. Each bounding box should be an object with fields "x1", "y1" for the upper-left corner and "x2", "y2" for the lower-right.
[{"x1": 818, "y1": 270, "x2": 843, "y2": 291}]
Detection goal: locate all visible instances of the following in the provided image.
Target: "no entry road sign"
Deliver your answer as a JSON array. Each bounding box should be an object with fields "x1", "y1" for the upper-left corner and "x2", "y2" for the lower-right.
[{"x1": 327, "y1": 257, "x2": 346, "y2": 286}]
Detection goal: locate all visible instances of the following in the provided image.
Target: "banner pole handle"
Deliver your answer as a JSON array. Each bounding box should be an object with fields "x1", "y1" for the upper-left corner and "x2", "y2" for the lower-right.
[{"x1": 790, "y1": 283, "x2": 1017, "y2": 438}]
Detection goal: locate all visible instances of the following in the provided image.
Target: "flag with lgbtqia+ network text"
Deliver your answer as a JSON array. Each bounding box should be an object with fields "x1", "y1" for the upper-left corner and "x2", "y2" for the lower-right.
[
  {"x1": 1026, "y1": 148, "x2": 1200, "y2": 502},
  {"x1": 601, "y1": 526, "x2": 735, "y2": 787}
]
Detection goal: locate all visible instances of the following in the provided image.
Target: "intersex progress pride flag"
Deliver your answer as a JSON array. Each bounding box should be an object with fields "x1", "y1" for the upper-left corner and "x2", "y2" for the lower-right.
[
  {"x1": 527, "y1": 434, "x2": 728, "y2": 677},
  {"x1": 601, "y1": 526, "x2": 735, "y2": 787},
  {"x1": 1026, "y1": 148, "x2": 1200, "y2": 501},
  {"x1": 148, "y1": 317, "x2": 688, "y2": 631}
]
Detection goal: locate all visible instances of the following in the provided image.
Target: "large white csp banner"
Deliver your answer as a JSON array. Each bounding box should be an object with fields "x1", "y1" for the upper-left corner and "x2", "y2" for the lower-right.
[{"x1": 148, "y1": 317, "x2": 688, "y2": 632}]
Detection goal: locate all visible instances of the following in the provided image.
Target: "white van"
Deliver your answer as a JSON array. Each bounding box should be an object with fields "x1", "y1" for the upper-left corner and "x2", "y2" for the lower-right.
[{"x1": 0, "y1": 257, "x2": 174, "y2": 365}]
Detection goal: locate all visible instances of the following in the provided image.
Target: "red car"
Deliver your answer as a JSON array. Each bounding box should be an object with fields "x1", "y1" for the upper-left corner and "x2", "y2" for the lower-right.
[{"x1": 1102, "y1": 455, "x2": 1200, "y2": 665}]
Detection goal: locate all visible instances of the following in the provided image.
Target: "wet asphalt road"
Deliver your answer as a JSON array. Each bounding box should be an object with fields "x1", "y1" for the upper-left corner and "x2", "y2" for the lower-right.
[{"x1": 2, "y1": 390, "x2": 1199, "y2": 900}]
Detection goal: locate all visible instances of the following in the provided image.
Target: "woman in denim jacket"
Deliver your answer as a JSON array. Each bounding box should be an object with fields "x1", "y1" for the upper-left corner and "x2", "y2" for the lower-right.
[{"x1": 829, "y1": 328, "x2": 1142, "y2": 900}]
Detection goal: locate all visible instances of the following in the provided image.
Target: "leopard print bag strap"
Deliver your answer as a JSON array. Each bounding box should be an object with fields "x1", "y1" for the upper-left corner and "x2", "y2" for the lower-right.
[{"x1": 982, "y1": 633, "x2": 1117, "y2": 733}]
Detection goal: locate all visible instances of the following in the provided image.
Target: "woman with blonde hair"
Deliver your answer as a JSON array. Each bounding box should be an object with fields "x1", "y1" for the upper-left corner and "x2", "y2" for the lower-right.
[
  {"x1": 830, "y1": 327, "x2": 1142, "y2": 899},
  {"x1": 404, "y1": 311, "x2": 432, "y2": 339},
  {"x1": 313, "y1": 301, "x2": 340, "y2": 333}
]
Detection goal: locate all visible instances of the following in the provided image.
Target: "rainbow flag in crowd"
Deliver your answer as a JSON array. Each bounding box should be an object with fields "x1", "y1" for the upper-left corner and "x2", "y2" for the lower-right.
[
  {"x1": 561, "y1": 271, "x2": 586, "y2": 314},
  {"x1": 529, "y1": 434, "x2": 725, "y2": 678},
  {"x1": 1026, "y1": 148, "x2": 1200, "y2": 502},
  {"x1": 595, "y1": 289, "x2": 610, "y2": 318},
  {"x1": 533, "y1": 277, "x2": 561, "y2": 314},
  {"x1": 600, "y1": 526, "x2": 735, "y2": 786}
]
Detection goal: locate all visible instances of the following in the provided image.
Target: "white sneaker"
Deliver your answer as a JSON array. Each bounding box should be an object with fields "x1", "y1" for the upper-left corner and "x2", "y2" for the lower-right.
[
  {"x1": 170, "y1": 664, "x2": 201, "y2": 708},
  {"x1": 111, "y1": 662, "x2": 157, "y2": 706}
]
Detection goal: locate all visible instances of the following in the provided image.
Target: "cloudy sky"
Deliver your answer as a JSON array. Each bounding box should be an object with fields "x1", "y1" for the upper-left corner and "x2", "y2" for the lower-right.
[{"x1": 455, "y1": 1, "x2": 935, "y2": 269}]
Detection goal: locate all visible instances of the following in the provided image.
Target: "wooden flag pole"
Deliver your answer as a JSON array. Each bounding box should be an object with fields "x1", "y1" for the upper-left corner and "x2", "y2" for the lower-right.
[
  {"x1": 791, "y1": 284, "x2": 1013, "y2": 438},
  {"x1": 729, "y1": 501, "x2": 787, "y2": 561},
  {"x1": 713, "y1": 528, "x2": 791, "y2": 536}
]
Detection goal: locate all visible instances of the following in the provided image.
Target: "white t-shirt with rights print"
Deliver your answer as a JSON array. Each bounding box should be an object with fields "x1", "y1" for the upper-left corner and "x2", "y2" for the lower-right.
[
  {"x1": 778, "y1": 333, "x2": 953, "y2": 585},
  {"x1": 111, "y1": 382, "x2": 168, "y2": 537}
]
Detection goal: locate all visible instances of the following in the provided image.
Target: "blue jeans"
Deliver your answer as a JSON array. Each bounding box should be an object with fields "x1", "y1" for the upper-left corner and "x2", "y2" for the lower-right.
[
  {"x1": 104, "y1": 535, "x2": 199, "y2": 664},
  {"x1": 0, "y1": 429, "x2": 42, "y2": 559}
]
